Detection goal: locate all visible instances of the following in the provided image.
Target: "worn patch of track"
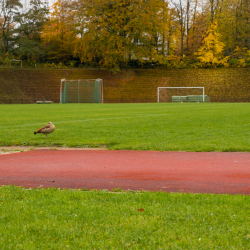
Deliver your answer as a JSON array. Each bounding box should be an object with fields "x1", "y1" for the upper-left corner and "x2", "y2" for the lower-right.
[{"x1": 0, "y1": 149, "x2": 249, "y2": 194}]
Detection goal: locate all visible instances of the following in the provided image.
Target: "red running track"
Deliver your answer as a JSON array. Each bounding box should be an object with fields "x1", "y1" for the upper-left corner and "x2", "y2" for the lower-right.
[{"x1": 0, "y1": 150, "x2": 250, "y2": 194}]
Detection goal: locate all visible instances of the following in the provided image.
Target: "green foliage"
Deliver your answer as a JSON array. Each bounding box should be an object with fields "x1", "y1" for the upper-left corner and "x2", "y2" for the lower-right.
[
  {"x1": 0, "y1": 0, "x2": 23, "y2": 62},
  {"x1": 228, "y1": 58, "x2": 239, "y2": 67},
  {"x1": 162, "y1": 55, "x2": 205, "y2": 69},
  {"x1": 13, "y1": 0, "x2": 49, "y2": 62},
  {"x1": 3, "y1": 54, "x2": 11, "y2": 67},
  {"x1": 228, "y1": 48, "x2": 250, "y2": 68}
]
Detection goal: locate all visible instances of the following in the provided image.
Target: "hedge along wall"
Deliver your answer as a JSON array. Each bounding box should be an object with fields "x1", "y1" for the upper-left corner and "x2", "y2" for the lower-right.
[{"x1": 0, "y1": 68, "x2": 250, "y2": 104}]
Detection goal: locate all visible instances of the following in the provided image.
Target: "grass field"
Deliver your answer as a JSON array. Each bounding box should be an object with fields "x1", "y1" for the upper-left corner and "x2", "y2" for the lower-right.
[
  {"x1": 0, "y1": 186, "x2": 250, "y2": 249},
  {"x1": 1, "y1": 103, "x2": 250, "y2": 248},
  {"x1": 0, "y1": 102, "x2": 250, "y2": 151}
]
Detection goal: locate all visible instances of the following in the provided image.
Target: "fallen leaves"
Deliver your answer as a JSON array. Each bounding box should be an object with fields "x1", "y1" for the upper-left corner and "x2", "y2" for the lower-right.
[{"x1": 137, "y1": 208, "x2": 144, "y2": 212}]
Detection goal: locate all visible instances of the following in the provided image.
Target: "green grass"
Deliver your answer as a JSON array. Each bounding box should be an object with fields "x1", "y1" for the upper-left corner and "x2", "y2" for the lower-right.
[
  {"x1": 0, "y1": 103, "x2": 250, "y2": 151},
  {"x1": 1, "y1": 104, "x2": 250, "y2": 248},
  {"x1": 0, "y1": 186, "x2": 250, "y2": 249}
]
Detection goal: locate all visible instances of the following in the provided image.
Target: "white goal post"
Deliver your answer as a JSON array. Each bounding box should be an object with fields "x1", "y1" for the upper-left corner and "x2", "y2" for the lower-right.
[
  {"x1": 60, "y1": 78, "x2": 104, "y2": 104},
  {"x1": 157, "y1": 87, "x2": 205, "y2": 102}
]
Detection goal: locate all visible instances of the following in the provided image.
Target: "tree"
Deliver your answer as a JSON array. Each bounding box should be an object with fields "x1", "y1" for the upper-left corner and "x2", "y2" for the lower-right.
[
  {"x1": 14, "y1": 0, "x2": 49, "y2": 62},
  {"x1": 169, "y1": 0, "x2": 200, "y2": 57},
  {"x1": 41, "y1": 0, "x2": 77, "y2": 63},
  {"x1": 156, "y1": 0, "x2": 170, "y2": 56},
  {"x1": 74, "y1": 0, "x2": 168, "y2": 72},
  {"x1": 0, "y1": 0, "x2": 23, "y2": 62},
  {"x1": 187, "y1": 12, "x2": 207, "y2": 56},
  {"x1": 196, "y1": 21, "x2": 227, "y2": 67},
  {"x1": 170, "y1": 0, "x2": 186, "y2": 58},
  {"x1": 234, "y1": 0, "x2": 250, "y2": 50},
  {"x1": 203, "y1": 0, "x2": 250, "y2": 56}
]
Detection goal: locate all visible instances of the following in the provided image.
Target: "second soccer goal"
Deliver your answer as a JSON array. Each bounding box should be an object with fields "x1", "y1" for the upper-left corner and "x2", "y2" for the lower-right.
[{"x1": 157, "y1": 87, "x2": 209, "y2": 103}]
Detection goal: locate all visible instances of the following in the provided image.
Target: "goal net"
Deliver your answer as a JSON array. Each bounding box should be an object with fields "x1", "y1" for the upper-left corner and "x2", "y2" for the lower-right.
[
  {"x1": 157, "y1": 87, "x2": 205, "y2": 103},
  {"x1": 60, "y1": 79, "x2": 103, "y2": 104}
]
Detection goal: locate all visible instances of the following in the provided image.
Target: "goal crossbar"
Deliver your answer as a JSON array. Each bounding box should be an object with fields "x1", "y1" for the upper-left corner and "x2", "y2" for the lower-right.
[{"x1": 157, "y1": 87, "x2": 205, "y2": 102}]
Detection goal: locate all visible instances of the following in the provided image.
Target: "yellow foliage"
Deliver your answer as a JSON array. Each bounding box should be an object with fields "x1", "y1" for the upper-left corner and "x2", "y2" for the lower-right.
[
  {"x1": 233, "y1": 46, "x2": 248, "y2": 59},
  {"x1": 41, "y1": 0, "x2": 77, "y2": 62},
  {"x1": 238, "y1": 59, "x2": 246, "y2": 67},
  {"x1": 196, "y1": 22, "x2": 226, "y2": 67}
]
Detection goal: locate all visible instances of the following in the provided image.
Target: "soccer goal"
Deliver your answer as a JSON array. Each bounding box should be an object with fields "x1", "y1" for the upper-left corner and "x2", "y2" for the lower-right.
[
  {"x1": 60, "y1": 79, "x2": 103, "y2": 104},
  {"x1": 157, "y1": 87, "x2": 206, "y2": 103},
  {"x1": 10, "y1": 59, "x2": 22, "y2": 68}
]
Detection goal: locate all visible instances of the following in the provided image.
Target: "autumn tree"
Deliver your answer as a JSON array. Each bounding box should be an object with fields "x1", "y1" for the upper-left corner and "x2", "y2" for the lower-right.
[
  {"x1": 14, "y1": 0, "x2": 49, "y2": 62},
  {"x1": 185, "y1": 0, "x2": 204, "y2": 55},
  {"x1": 196, "y1": 21, "x2": 227, "y2": 67},
  {"x1": 156, "y1": 0, "x2": 170, "y2": 56},
  {"x1": 207, "y1": 0, "x2": 219, "y2": 23},
  {"x1": 202, "y1": 0, "x2": 250, "y2": 56},
  {"x1": 41, "y1": 0, "x2": 78, "y2": 63},
  {"x1": 187, "y1": 12, "x2": 207, "y2": 56},
  {"x1": 74, "y1": 0, "x2": 168, "y2": 72},
  {"x1": 0, "y1": 0, "x2": 23, "y2": 62},
  {"x1": 170, "y1": 0, "x2": 186, "y2": 58},
  {"x1": 169, "y1": 0, "x2": 203, "y2": 57},
  {"x1": 230, "y1": 0, "x2": 250, "y2": 51}
]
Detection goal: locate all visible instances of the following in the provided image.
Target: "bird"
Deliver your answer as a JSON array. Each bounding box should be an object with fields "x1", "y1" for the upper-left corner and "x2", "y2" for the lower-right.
[{"x1": 34, "y1": 122, "x2": 55, "y2": 138}]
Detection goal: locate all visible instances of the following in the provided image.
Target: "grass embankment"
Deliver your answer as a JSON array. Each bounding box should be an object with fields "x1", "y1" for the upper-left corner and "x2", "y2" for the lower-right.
[
  {"x1": 0, "y1": 103, "x2": 249, "y2": 151},
  {"x1": 0, "y1": 186, "x2": 250, "y2": 249}
]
